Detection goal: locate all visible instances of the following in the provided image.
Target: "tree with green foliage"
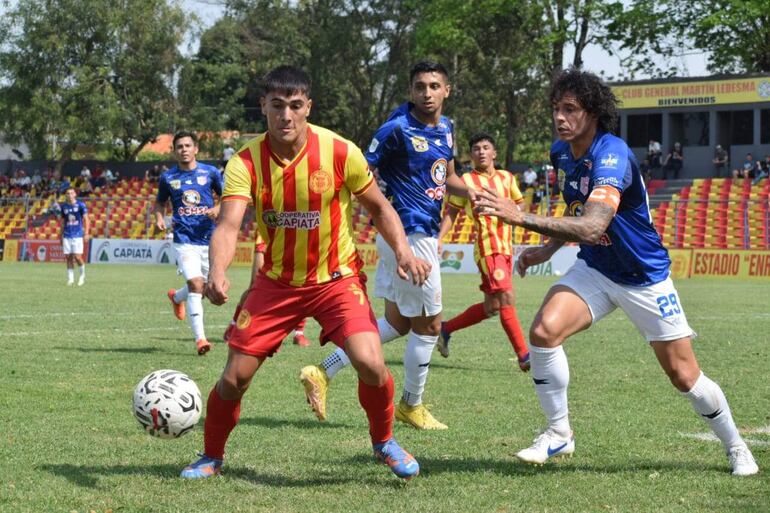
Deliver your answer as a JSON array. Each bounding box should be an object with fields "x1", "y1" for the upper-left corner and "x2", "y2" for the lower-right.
[{"x1": 0, "y1": 0, "x2": 188, "y2": 164}]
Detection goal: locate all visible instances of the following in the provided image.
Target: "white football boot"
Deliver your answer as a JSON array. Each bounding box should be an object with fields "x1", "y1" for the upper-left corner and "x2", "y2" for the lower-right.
[{"x1": 515, "y1": 429, "x2": 575, "y2": 464}]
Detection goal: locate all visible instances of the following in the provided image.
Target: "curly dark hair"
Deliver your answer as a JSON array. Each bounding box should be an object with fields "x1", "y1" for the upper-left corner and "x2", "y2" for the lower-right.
[{"x1": 550, "y1": 69, "x2": 619, "y2": 133}]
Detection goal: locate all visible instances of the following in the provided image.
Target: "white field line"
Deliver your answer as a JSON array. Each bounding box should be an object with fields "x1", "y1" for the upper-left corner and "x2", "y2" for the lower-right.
[
  {"x1": 679, "y1": 429, "x2": 770, "y2": 447},
  {"x1": 0, "y1": 324, "x2": 229, "y2": 337}
]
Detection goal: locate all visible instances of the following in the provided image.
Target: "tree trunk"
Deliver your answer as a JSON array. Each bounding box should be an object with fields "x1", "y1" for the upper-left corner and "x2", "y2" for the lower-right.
[
  {"x1": 128, "y1": 135, "x2": 154, "y2": 162},
  {"x1": 55, "y1": 142, "x2": 76, "y2": 174}
]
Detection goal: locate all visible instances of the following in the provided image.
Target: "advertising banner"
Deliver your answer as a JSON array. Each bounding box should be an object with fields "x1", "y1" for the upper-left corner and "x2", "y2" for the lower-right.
[
  {"x1": 613, "y1": 76, "x2": 770, "y2": 109},
  {"x1": 89, "y1": 238, "x2": 175, "y2": 265},
  {"x1": 19, "y1": 239, "x2": 67, "y2": 262},
  {"x1": 2, "y1": 239, "x2": 17, "y2": 262},
  {"x1": 668, "y1": 249, "x2": 694, "y2": 279},
  {"x1": 691, "y1": 249, "x2": 770, "y2": 279}
]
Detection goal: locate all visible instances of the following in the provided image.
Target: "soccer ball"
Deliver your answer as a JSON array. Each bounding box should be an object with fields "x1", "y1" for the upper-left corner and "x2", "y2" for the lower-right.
[{"x1": 132, "y1": 369, "x2": 202, "y2": 439}]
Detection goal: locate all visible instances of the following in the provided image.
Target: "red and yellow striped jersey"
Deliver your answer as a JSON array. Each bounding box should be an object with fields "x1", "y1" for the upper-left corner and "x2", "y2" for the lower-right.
[
  {"x1": 447, "y1": 169, "x2": 523, "y2": 260},
  {"x1": 223, "y1": 124, "x2": 375, "y2": 286}
]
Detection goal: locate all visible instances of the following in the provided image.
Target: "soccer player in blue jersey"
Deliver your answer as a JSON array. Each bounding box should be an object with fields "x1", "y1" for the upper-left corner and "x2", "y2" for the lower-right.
[
  {"x1": 473, "y1": 69, "x2": 758, "y2": 476},
  {"x1": 154, "y1": 131, "x2": 223, "y2": 355},
  {"x1": 55, "y1": 187, "x2": 90, "y2": 286},
  {"x1": 300, "y1": 61, "x2": 469, "y2": 429}
]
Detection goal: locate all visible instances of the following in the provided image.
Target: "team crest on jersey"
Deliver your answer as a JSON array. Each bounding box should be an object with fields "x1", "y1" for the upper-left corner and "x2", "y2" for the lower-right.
[
  {"x1": 446, "y1": 132, "x2": 453, "y2": 148},
  {"x1": 197, "y1": 176, "x2": 207, "y2": 186},
  {"x1": 569, "y1": 200, "x2": 584, "y2": 217},
  {"x1": 309, "y1": 170, "x2": 332, "y2": 194},
  {"x1": 182, "y1": 189, "x2": 200, "y2": 206},
  {"x1": 431, "y1": 159, "x2": 448, "y2": 185},
  {"x1": 170, "y1": 179, "x2": 181, "y2": 190},
  {"x1": 558, "y1": 169, "x2": 566, "y2": 191},
  {"x1": 580, "y1": 176, "x2": 590, "y2": 195},
  {"x1": 236, "y1": 309, "x2": 251, "y2": 330},
  {"x1": 492, "y1": 268, "x2": 506, "y2": 281},
  {"x1": 410, "y1": 136, "x2": 429, "y2": 152}
]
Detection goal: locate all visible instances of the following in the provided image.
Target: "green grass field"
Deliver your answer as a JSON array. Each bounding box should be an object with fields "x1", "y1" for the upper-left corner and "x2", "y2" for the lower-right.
[{"x1": 1, "y1": 262, "x2": 768, "y2": 512}]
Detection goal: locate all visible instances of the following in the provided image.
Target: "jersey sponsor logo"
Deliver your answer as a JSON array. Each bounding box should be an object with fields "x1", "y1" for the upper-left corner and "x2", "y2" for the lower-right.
[
  {"x1": 431, "y1": 158, "x2": 448, "y2": 185},
  {"x1": 196, "y1": 176, "x2": 207, "y2": 186},
  {"x1": 595, "y1": 176, "x2": 620, "y2": 187},
  {"x1": 580, "y1": 176, "x2": 590, "y2": 195},
  {"x1": 410, "y1": 135, "x2": 429, "y2": 152},
  {"x1": 558, "y1": 153, "x2": 569, "y2": 161},
  {"x1": 309, "y1": 169, "x2": 333, "y2": 194},
  {"x1": 599, "y1": 153, "x2": 619, "y2": 168},
  {"x1": 236, "y1": 308, "x2": 251, "y2": 330},
  {"x1": 368, "y1": 138, "x2": 379, "y2": 153},
  {"x1": 262, "y1": 209, "x2": 321, "y2": 230},
  {"x1": 170, "y1": 179, "x2": 181, "y2": 190}
]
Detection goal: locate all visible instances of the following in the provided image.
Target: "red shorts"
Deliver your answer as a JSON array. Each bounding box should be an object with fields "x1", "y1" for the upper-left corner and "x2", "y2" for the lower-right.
[
  {"x1": 477, "y1": 253, "x2": 513, "y2": 294},
  {"x1": 228, "y1": 273, "x2": 377, "y2": 359}
]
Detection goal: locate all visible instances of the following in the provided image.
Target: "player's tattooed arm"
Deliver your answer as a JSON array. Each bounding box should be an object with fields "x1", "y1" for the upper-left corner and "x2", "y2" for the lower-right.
[{"x1": 473, "y1": 185, "x2": 616, "y2": 245}]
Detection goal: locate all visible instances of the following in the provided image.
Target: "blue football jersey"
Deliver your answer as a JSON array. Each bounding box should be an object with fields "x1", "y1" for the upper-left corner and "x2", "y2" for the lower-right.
[
  {"x1": 156, "y1": 163, "x2": 223, "y2": 245},
  {"x1": 365, "y1": 102, "x2": 455, "y2": 237},
  {"x1": 58, "y1": 200, "x2": 88, "y2": 238},
  {"x1": 552, "y1": 131, "x2": 670, "y2": 286}
]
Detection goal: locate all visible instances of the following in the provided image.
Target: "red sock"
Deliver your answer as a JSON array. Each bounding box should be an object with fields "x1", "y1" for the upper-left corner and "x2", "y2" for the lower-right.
[
  {"x1": 203, "y1": 386, "x2": 241, "y2": 459},
  {"x1": 444, "y1": 302, "x2": 488, "y2": 334},
  {"x1": 295, "y1": 318, "x2": 306, "y2": 333},
  {"x1": 358, "y1": 371, "x2": 394, "y2": 444},
  {"x1": 500, "y1": 305, "x2": 528, "y2": 359}
]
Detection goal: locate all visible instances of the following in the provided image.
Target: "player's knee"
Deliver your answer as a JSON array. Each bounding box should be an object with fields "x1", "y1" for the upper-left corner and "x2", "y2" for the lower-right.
[
  {"x1": 665, "y1": 365, "x2": 700, "y2": 392},
  {"x1": 485, "y1": 303, "x2": 500, "y2": 317},
  {"x1": 187, "y1": 278, "x2": 205, "y2": 293},
  {"x1": 529, "y1": 317, "x2": 563, "y2": 348},
  {"x1": 217, "y1": 376, "x2": 250, "y2": 400},
  {"x1": 413, "y1": 320, "x2": 441, "y2": 337},
  {"x1": 355, "y1": 360, "x2": 388, "y2": 387}
]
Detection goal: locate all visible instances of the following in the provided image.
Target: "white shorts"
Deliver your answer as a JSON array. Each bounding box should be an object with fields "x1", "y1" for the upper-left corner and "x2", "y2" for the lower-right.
[
  {"x1": 374, "y1": 233, "x2": 442, "y2": 317},
  {"x1": 556, "y1": 259, "x2": 695, "y2": 342},
  {"x1": 62, "y1": 237, "x2": 84, "y2": 255},
  {"x1": 174, "y1": 243, "x2": 209, "y2": 281}
]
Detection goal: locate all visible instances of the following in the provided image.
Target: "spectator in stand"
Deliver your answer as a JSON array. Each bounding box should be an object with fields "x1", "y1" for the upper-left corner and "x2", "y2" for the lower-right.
[
  {"x1": 78, "y1": 176, "x2": 93, "y2": 197},
  {"x1": 80, "y1": 165, "x2": 91, "y2": 183},
  {"x1": 647, "y1": 139, "x2": 662, "y2": 171},
  {"x1": 145, "y1": 164, "x2": 161, "y2": 182},
  {"x1": 91, "y1": 165, "x2": 104, "y2": 188},
  {"x1": 222, "y1": 143, "x2": 235, "y2": 168},
  {"x1": 16, "y1": 170, "x2": 31, "y2": 192},
  {"x1": 712, "y1": 145, "x2": 728, "y2": 178},
  {"x1": 103, "y1": 167, "x2": 117, "y2": 187},
  {"x1": 733, "y1": 153, "x2": 759, "y2": 181},
  {"x1": 522, "y1": 165, "x2": 538, "y2": 189},
  {"x1": 663, "y1": 142, "x2": 683, "y2": 180},
  {"x1": 31, "y1": 169, "x2": 42, "y2": 189},
  {"x1": 531, "y1": 180, "x2": 545, "y2": 205},
  {"x1": 546, "y1": 164, "x2": 558, "y2": 195},
  {"x1": 751, "y1": 155, "x2": 769, "y2": 186}
]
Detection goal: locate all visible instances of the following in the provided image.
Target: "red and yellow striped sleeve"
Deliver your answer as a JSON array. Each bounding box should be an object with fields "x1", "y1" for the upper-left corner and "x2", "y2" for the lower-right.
[
  {"x1": 222, "y1": 149, "x2": 255, "y2": 203},
  {"x1": 344, "y1": 144, "x2": 375, "y2": 195},
  {"x1": 508, "y1": 172, "x2": 524, "y2": 203}
]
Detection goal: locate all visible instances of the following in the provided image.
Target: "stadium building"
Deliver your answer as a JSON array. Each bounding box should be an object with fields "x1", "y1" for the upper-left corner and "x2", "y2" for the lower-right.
[{"x1": 613, "y1": 74, "x2": 770, "y2": 178}]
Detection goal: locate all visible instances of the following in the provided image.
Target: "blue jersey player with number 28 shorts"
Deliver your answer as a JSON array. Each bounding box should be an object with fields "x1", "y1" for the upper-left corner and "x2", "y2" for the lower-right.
[
  {"x1": 473, "y1": 69, "x2": 758, "y2": 476},
  {"x1": 154, "y1": 131, "x2": 223, "y2": 356}
]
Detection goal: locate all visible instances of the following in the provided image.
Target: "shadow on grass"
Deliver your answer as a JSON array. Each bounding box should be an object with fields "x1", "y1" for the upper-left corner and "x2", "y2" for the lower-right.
[
  {"x1": 234, "y1": 415, "x2": 354, "y2": 430},
  {"x1": 54, "y1": 346, "x2": 164, "y2": 354},
  {"x1": 40, "y1": 463, "x2": 356, "y2": 489},
  {"x1": 343, "y1": 454, "x2": 726, "y2": 477}
]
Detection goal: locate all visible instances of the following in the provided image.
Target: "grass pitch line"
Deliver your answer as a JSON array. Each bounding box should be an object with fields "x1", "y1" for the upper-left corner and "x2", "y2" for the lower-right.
[{"x1": 679, "y1": 427, "x2": 770, "y2": 447}]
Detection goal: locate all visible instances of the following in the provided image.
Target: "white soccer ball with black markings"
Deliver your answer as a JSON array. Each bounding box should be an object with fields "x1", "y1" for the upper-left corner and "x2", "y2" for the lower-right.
[{"x1": 132, "y1": 369, "x2": 202, "y2": 439}]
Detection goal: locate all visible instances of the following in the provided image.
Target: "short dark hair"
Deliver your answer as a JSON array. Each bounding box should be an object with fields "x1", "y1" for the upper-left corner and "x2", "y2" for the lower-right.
[
  {"x1": 65, "y1": 186, "x2": 76, "y2": 194},
  {"x1": 550, "y1": 69, "x2": 618, "y2": 133},
  {"x1": 173, "y1": 130, "x2": 198, "y2": 148},
  {"x1": 469, "y1": 132, "x2": 496, "y2": 150},
  {"x1": 409, "y1": 61, "x2": 449, "y2": 84},
  {"x1": 262, "y1": 65, "x2": 311, "y2": 98}
]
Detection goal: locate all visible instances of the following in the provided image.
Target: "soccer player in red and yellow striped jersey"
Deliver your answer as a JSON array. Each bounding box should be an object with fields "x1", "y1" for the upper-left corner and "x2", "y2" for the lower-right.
[
  {"x1": 181, "y1": 66, "x2": 430, "y2": 481},
  {"x1": 438, "y1": 133, "x2": 530, "y2": 371}
]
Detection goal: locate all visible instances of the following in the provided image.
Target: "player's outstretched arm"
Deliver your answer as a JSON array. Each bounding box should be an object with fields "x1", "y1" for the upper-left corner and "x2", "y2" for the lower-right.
[
  {"x1": 357, "y1": 184, "x2": 431, "y2": 286},
  {"x1": 474, "y1": 185, "x2": 616, "y2": 245},
  {"x1": 444, "y1": 160, "x2": 470, "y2": 198},
  {"x1": 206, "y1": 199, "x2": 247, "y2": 305}
]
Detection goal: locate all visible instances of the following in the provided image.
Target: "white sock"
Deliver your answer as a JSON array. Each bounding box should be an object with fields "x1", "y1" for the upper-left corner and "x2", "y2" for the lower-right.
[
  {"x1": 67, "y1": 269, "x2": 74, "y2": 281},
  {"x1": 173, "y1": 285, "x2": 189, "y2": 304},
  {"x1": 79, "y1": 265, "x2": 85, "y2": 277},
  {"x1": 684, "y1": 372, "x2": 743, "y2": 450},
  {"x1": 401, "y1": 331, "x2": 437, "y2": 406},
  {"x1": 187, "y1": 293, "x2": 206, "y2": 341},
  {"x1": 530, "y1": 345, "x2": 571, "y2": 437},
  {"x1": 321, "y1": 348, "x2": 350, "y2": 380},
  {"x1": 377, "y1": 317, "x2": 403, "y2": 344}
]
